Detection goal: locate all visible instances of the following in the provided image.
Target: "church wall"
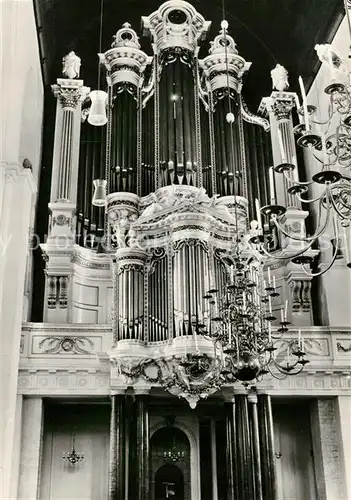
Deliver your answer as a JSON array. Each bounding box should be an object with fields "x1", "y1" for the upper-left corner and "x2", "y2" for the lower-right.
[
  {"x1": 303, "y1": 18, "x2": 351, "y2": 327},
  {"x1": 0, "y1": 1, "x2": 44, "y2": 495},
  {"x1": 0, "y1": 0, "x2": 43, "y2": 177}
]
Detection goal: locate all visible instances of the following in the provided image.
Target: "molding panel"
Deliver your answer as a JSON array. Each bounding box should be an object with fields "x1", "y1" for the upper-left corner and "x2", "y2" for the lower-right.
[{"x1": 19, "y1": 324, "x2": 351, "y2": 396}]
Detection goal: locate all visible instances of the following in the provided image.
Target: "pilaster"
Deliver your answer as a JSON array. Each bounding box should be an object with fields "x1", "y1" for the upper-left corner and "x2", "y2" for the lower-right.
[
  {"x1": 310, "y1": 398, "x2": 347, "y2": 500},
  {"x1": 17, "y1": 397, "x2": 44, "y2": 500},
  {"x1": 336, "y1": 396, "x2": 351, "y2": 499},
  {"x1": 318, "y1": 260, "x2": 351, "y2": 326},
  {"x1": 0, "y1": 164, "x2": 36, "y2": 500}
]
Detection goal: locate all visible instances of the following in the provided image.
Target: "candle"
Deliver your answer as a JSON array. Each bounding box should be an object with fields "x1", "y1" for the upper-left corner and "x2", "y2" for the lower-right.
[
  {"x1": 273, "y1": 276, "x2": 276, "y2": 290},
  {"x1": 267, "y1": 266, "x2": 272, "y2": 285},
  {"x1": 298, "y1": 328, "x2": 302, "y2": 348},
  {"x1": 277, "y1": 128, "x2": 287, "y2": 163},
  {"x1": 284, "y1": 300, "x2": 288, "y2": 321},
  {"x1": 269, "y1": 166, "x2": 276, "y2": 204},
  {"x1": 280, "y1": 308, "x2": 284, "y2": 322},
  {"x1": 343, "y1": 225, "x2": 350, "y2": 263},
  {"x1": 264, "y1": 279, "x2": 267, "y2": 290},
  {"x1": 268, "y1": 296, "x2": 272, "y2": 314},
  {"x1": 298, "y1": 76, "x2": 310, "y2": 131},
  {"x1": 294, "y1": 94, "x2": 302, "y2": 123},
  {"x1": 268, "y1": 322, "x2": 272, "y2": 343},
  {"x1": 255, "y1": 198, "x2": 262, "y2": 231}
]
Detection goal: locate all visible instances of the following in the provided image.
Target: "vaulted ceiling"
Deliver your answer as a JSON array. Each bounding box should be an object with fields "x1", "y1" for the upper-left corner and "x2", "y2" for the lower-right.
[{"x1": 34, "y1": 0, "x2": 345, "y2": 108}]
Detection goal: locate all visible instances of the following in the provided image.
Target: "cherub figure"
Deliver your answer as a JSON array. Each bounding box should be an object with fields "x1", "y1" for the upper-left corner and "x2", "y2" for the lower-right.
[
  {"x1": 62, "y1": 51, "x2": 81, "y2": 79},
  {"x1": 271, "y1": 64, "x2": 289, "y2": 92}
]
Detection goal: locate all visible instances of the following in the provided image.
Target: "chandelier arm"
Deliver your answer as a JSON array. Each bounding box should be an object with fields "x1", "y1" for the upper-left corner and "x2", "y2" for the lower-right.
[
  {"x1": 282, "y1": 170, "x2": 314, "y2": 186},
  {"x1": 271, "y1": 196, "x2": 331, "y2": 242},
  {"x1": 272, "y1": 359, "x2": 300, "y2": 372},
  {"x1": 258, "y1": 239, "x2": 314, "y2": 260},
  {"x1": 329, "y1": 185, "x2": 351, "y2": 219},
  {"x1": 300, "y1": 214, "x2": 340, "y2": 278},
  {"x1": 266, "y1": 358, "x2": 305, "y2": 378},
  {"x1": 332, "y1": 125, "x2": 347, "y2": 163},
  {"x1": 295, "y1": 191, "x2": 327, "y2": 204},
  {"x1": 309, "y1": 96, "x2": 335, "y2": 127}
]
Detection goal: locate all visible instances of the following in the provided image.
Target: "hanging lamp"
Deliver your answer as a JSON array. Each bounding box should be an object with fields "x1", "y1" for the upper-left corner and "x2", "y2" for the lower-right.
[{"x1": 88, "y1": 0, "x2": 107, "y2": 126}]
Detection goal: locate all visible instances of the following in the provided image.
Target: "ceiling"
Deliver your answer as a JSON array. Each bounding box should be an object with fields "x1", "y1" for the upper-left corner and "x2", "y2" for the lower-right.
[{"x1": 34, "y1": 0, "x2": 345, "y2": 109}]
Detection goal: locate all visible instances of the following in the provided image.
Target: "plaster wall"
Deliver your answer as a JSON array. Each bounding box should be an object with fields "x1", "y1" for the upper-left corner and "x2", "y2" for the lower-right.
[
  {"x1": 304, "y1": 18, "x2": 351, "y2": 326},
  {"x1": 0, "y1": 1, "x2": 44, "y2": 497}
]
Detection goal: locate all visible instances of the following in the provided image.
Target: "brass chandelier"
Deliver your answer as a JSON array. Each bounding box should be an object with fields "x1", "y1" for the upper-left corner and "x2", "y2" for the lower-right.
[
  {"x1": 257, "y1": 0, "x2": 351, "y2": 276},
  {"x1": 201, "y1": 235, "x2": 309, "y2": 382}
]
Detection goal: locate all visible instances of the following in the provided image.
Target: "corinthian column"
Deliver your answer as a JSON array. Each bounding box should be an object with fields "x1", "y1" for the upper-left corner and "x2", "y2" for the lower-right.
[
  {"x1": 51, "y1": 77, "x2": 90, "y2": 203},
  {"x1": 41, "y1": 58, "x2": 89, "y2": 323}
]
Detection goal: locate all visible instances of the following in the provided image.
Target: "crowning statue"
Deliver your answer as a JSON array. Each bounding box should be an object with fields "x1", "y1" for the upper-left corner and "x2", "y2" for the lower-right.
[
  {"x1": 62, "y1": 51, "x2": 81, "y2": 79},
  {"x1": 270, "y1": 63, "x2": 289, "y2": 91},
  {"x1": 314, "y1": 44, "x2": 347, "y2": 77}
]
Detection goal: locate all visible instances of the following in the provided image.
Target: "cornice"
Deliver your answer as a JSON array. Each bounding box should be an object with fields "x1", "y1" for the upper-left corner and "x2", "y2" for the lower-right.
[{"x1": 1, "y1": 161, "x2": 37, "y2": 193}]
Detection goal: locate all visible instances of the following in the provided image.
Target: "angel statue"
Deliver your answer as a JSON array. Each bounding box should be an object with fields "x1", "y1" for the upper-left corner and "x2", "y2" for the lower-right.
[
  {"x1": 62, "y1": 51, "x2": 81, "y2": 79},
  {"x1": 271, "y1": 64, "x2": 289, "y2": 92},
  {"x1": 315, "y1": 44, "x2": 347, "y2": 78}
]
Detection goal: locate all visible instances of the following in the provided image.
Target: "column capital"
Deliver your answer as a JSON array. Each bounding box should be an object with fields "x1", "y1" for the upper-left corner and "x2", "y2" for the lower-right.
[
  {"x1": 259, "y1": 91, "x2": 298, "y2": 120},
  {"x1": 52, "y1": 78, "x2": 90, "y2": 110}
]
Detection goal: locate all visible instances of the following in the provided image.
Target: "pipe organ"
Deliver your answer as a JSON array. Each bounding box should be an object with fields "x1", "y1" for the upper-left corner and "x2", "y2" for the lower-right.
[
  {"x1": 24, "y1": 3, "x2": 347, "y2": 500},
  {"x1": 73, "y1": 1, "x2": 272, "y2": 351}
]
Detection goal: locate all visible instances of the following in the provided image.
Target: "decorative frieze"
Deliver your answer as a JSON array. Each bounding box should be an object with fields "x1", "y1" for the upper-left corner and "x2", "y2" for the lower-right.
[{"x1": 35, "y1": 336, "x2": 97, "y2": 355}]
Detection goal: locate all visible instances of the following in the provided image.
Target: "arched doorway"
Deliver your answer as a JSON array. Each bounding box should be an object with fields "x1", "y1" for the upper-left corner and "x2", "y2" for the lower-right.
[
  {"x1": 151, "y1": 427, "x2": 191, "y2": 500},
  {"x1": 155, "y1": 464, "x2": 184, "y2": 500}
]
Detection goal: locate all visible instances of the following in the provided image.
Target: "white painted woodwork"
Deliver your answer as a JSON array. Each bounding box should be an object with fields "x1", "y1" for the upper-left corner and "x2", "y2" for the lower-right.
[
  {"x1": 273, "y1": 401, "x2": 317, "y2": 500},
  {"x1": 18, "y1": 397, "x2": 44, "y2": 500},
  {"x1": 39, "y1": 404, "x2": 109, "y2": 500}
]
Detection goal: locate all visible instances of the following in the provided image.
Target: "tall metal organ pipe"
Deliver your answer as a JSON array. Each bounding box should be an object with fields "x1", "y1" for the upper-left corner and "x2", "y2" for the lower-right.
[
  {"x1": 76, "y1": 119, "x2": 106, "y2": 247},
  {"x1": 159, "y1": 59, "x2": 197, "y2": 187},
  {"x1": 109, "y1": 90, "x2": 138, "y2": 194}
]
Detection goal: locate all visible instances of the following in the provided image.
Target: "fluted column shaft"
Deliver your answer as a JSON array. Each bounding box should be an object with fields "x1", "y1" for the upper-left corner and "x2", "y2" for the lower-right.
[
  {"x1": 225, "y1": 402, "x2": 236, "y2": 500},
  {"x1": 249, "y1": 395, "x2": 263, "y2": 500},
  {"x1": 136, "y1": 396, "x2": 150, "y2": 500},
  {"x1": 258, "y1": 394, "x2": 277, "y2": 500},
  {"x1": 236, "y1": 395, "x2": 254, "y2": 500},
  {"x1": 109, "y1": 395, "x2": 126, "y2": 500},
  {"x1": 58, "y1": 108, "x2": 74, "y2": 199},
  {"x1": 51, "y1": 78, "x2": 89, "y2": 203}
]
